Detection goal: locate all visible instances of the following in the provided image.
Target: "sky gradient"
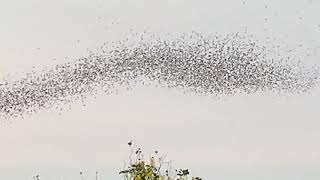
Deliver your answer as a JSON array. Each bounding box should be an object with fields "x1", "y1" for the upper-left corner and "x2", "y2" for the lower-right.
[{"x1": 1, "y1": 0, "x2": 320, "y2": 179}]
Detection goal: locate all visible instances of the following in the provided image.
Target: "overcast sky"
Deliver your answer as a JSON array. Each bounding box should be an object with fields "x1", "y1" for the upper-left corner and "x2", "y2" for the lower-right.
[{"x1": 1, "y1": 0, "x2": 320, "y2": 179}]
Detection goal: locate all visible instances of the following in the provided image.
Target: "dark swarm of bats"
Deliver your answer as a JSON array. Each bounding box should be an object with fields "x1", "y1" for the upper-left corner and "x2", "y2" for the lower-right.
[{"x1": 0, "y1": 32, "x2": 319, "y2": 119}]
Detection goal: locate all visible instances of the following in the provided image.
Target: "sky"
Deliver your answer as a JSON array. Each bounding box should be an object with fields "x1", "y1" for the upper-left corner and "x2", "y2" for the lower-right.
[{"x1": 1, "y1": 0, "x2": 320, "y2": 179}]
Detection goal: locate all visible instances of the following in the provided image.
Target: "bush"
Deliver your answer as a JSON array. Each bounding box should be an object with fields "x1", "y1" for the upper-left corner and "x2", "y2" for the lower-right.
[{"x1": 119, "y1": 141, "x2": 202, "y2": 180}]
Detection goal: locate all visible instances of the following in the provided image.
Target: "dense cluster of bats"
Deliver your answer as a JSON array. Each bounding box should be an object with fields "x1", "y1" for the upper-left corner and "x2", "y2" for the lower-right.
[{"x1": 0, "y1": 32, "x2": 319, "y2": 119}]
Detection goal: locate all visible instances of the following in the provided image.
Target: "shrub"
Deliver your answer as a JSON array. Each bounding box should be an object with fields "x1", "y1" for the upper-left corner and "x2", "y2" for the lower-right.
[{"x1": 119, "y1": 141, "x2": 202, "y2": 180}]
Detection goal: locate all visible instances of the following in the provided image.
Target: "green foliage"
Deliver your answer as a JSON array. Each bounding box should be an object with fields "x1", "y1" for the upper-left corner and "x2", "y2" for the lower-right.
[{"x1": 119, "y1": 142, "x2": 202, "y2": 180}]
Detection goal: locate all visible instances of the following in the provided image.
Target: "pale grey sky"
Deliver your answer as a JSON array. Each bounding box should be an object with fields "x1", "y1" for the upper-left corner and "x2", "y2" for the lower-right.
[{"x1": 1, "y1": 0, "x2": 320, "y2": 179}]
